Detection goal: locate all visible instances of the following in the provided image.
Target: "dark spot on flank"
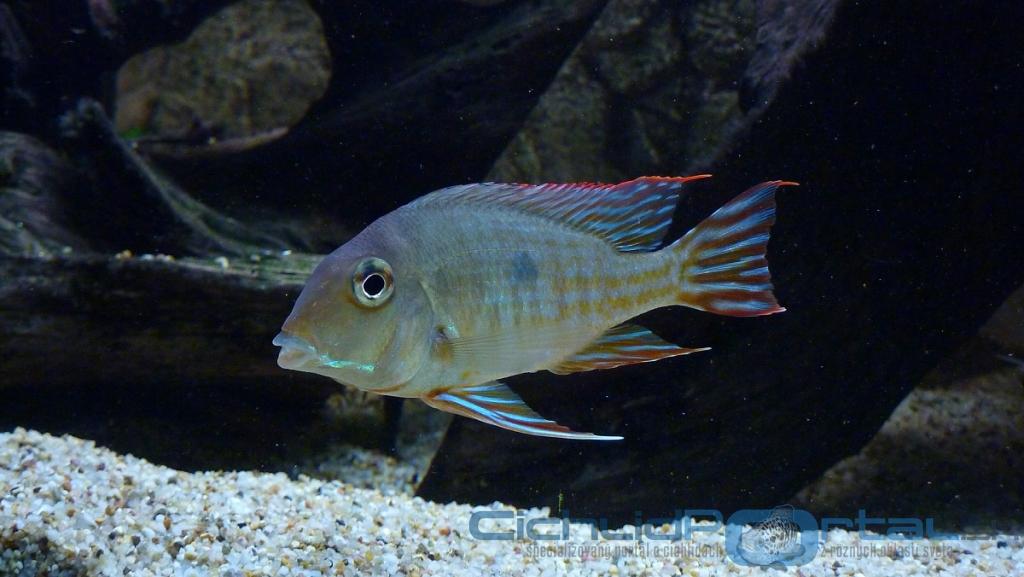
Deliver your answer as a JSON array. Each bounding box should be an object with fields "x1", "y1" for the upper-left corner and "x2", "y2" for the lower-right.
[{"x1": 511, "y1": 251, "x2": 539, "y2": 283}]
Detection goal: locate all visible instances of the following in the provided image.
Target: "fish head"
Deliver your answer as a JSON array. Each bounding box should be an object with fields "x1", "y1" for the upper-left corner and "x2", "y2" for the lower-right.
[{"x1": 273, "y1": 230, "x2": 432, "y2": 392}]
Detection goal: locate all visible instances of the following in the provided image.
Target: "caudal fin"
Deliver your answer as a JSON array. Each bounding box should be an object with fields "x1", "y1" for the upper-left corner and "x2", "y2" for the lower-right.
[{"x1": 671, "y1": 180, "x2": 795, "y2": 317}]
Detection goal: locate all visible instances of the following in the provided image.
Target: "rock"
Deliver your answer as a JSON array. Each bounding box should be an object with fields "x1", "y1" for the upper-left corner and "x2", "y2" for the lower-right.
[
  {"x1": 418, "y1": 0, "x2": 1024, "y2": 524},
  {"x1": 488, "y1": 0, "x2": 839, "y2": 183},
  {"x1": 2, "y1": 0, "x2": 1021, "y2": 534},
  {"x1": 794, "y1": 330, "x2": 1024, "y2": 533},
  {"x1": 742, "y1": 0, "x2": 842, "y2": 110},
  {"x1": 982, "y1": 284, "x2": 1024, "y2": 352},
  {"x1": 1, "y1": 0, "x2": 237, "y2": 133},
  {"x1": 149, "y1": 0, "x2": 608, "y2": 229},
  {"x1": 114, "y1": 0, "x2": 330, "y2": 150}
]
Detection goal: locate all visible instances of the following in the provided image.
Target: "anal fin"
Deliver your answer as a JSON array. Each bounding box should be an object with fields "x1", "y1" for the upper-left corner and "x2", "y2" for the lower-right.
[
  {"x1": 550, "y1": 323, "x2": 708, "y2": 375},
  {"x1": 423, "y1": 382, "x2": 622, "y2": 441}
]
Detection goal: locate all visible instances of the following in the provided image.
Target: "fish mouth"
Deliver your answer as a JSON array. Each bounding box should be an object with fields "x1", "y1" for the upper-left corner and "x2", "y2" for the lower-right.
[
  {"x1": 273, "y1": 331, "x2": 319, "y2": 370},
  {"x1": 274, "y1": 331, "x2": 377, "y2": 378}
]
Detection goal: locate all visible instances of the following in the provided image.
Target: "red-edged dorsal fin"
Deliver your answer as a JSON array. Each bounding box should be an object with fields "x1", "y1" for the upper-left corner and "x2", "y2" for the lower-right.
[
  {"x1": 423, "y1": 382, "x2": 622, "y2": 440},
  {"x1": 549, "y1": 323, "x2": 708, "y2": 375},
  {"x1": 408, "y1": 175, "x2": 712, "y2": 252}
]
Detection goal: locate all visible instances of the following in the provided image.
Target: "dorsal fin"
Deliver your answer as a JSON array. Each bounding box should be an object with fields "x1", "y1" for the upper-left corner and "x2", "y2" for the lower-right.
[
  {"x1": 549, "y1": 323, "x2": 708, "y2": 375},
  {"x1": 409, "y1": 175, "x2": 712, "y2": 252}
]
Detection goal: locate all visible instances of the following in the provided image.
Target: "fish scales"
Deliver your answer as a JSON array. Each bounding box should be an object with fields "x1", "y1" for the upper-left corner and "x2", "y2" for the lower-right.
[
  {"x1": 403, "y1": 203, "x2": 671, "y2": 345},
  {"x1": 273, "y1": 176, "x2": 791, "y2": 439}
]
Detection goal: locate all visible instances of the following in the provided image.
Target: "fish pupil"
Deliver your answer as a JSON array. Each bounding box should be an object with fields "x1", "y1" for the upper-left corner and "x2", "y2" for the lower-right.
[{"x1": 362, "y1": 273, "x2": 387, "y2": 298}]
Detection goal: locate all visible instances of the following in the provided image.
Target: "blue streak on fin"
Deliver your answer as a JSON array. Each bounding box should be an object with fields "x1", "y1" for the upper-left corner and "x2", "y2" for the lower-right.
[
  {"x1": 408, "y1": 175, "x2": 712, "y2": 252},
  {"x1": 422, "y1": 382, "x2": 623, "y2": 441},
  {"x1": 672, "y1": 180, "x2": 795, "y2": 317},
  {"x1": 549, "y1": 323, "x2": 709, "y2": 375},
  {"x1": 998, "y1": 354, "x2": 1024, "y2": 370}
]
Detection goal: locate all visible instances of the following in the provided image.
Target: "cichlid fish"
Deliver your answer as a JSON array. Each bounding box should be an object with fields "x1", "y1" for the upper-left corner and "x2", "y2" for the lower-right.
[{"x1": 274, "y1": 175, "x2": 793, "y2": 440}]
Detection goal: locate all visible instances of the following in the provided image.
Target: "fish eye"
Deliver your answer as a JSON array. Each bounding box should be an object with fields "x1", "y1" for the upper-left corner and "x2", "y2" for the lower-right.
[
  {"x1": 352, "y1": 257, "x2": 394, "y2": 308},
  {"x1": 362, "y1": 273, "x2": 386, "y2": 297}
]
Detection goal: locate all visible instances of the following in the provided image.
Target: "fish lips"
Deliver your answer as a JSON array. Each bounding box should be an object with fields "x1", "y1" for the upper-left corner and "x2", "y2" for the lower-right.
[{"x1": 272, "y1": 331, "x2": 319, "y2": 371}]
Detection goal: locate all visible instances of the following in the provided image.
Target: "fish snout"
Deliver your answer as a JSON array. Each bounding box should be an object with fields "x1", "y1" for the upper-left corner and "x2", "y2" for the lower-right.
[{"x1": 273, "y1": 331, "x2": 319, "y2": 371}]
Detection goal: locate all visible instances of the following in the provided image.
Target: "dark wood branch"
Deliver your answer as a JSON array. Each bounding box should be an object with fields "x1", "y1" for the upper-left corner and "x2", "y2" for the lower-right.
[
  {"x1": 417, "y1": 0, "x2": 1024, "y2": 524},
  {"x1": 153, "y1": 0, "x2": 610, "y2": 225},
  {"x1": 0, "y1": 252, "x2": 318, "y2": 387},
  {"x1": 58, "y1": 99, "x2": 291, "y2": 256},
  {"x1": 0, "y1": 250, "x2": 416, "y2": 465}
]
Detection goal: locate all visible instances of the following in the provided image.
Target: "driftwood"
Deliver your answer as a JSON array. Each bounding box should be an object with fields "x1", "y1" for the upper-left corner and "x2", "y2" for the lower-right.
[
  {"x1": 417, "y1": 0, "x2": 1024, "y2": 523},
  {"x1": 1, "y1": 0, "x2": 1022, "y2": 524},
  {"x1": 0, "y1": 252, "x2": 424, "y2": 473},
  {"x1": 0, "y1": 0, "x2": 616, "y2": 462},
  {"x1": 0, "y1": 103, "x2": 406, "y2": 461},
  {"x1": 0, "y1": 98, "x2": 412, "y2": 456},
  {"x1": 145, "y1": 0, "x2": 610, "y2": 229},
  {"x1": 58, "y1": 100, "x2": 293, "y2": 257},
  {"x1": 0, "y1": 252, "x2": 315, "y2": 387}
]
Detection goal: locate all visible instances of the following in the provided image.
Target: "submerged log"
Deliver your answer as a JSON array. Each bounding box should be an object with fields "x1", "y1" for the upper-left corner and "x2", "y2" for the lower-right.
[
  {"x1": 1, "y1": 0, "x2": 1020, "y2": 523},
  {"x1": 147, "y1": 0, "x2": 609, "y2": 228},
  {"x1": 0, "y1": 98, "x2": 336, "y2": 421},
  {"x1": 417, "y1": 0, "x2": 1024, "y2": 524},
  {"x1": 0, "y1": 96, "x2": 407, "y2": 461},
  {"x1": 0, "y1": 252, "x2": 316, "y2": 388},
  {"x1": 57, "y1": 99, "x2": 292, "y2": 257}
]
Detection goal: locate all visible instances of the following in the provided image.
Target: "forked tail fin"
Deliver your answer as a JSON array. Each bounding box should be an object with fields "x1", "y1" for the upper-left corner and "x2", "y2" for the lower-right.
[{"x1": 670, "y1": 180, "x2": 795, "y2": 317}]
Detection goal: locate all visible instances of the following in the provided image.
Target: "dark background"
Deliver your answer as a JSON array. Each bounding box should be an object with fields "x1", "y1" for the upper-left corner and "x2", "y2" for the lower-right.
[{"x1": 2, "y1": 0, "x2": 1022, "y2": 530}]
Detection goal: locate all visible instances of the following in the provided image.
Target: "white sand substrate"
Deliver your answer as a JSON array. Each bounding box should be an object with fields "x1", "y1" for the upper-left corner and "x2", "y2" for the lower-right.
[{"x1": 1, "y1": 428, "x2": 1021, "y2": 577}]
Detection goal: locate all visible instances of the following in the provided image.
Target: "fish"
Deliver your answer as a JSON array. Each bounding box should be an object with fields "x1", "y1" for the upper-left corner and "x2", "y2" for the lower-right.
[
  {"x1": 736, "y1": 505, "x2": 808, "y2": 569},
  {"x1": 273, "y1": 174, "x2": 793, "y2": 440}
]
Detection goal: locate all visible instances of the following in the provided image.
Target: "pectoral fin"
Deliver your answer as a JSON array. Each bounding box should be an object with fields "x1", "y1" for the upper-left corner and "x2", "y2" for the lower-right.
[
  {"x1": 549, "y1": 323, "x2": 708, "y2": 375},
  {"x1": 423, "y1": 382, "x2": 623, "y2": 441}
]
